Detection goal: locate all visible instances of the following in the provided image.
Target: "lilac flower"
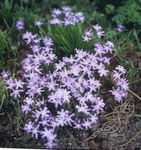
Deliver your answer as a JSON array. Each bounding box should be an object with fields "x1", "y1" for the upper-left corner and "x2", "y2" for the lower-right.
[
  {"x1": 76, "y1": 105, "x2": 90, "y2": 115},
  {"x1": 50, "y1": 18, "x2": 62, "y2": 25},
  {"x1": 10, "y1": 89, "x2": 23, "y2": 98},
  {"x1": 113, "y1": 72, "x2": 121, "y2": 81},
  {"x1": 65, "y1": 113, "x2": 75, "y2": 126},
  {"x1": 116, "y1": 24, "x2": 125, "y2": 32},
  {"x1": 104, "y1": 41, "x2": 114, "y2": 53},
  {"x1": 70, "y1": 64, "x2": 81, "y2": 76},
  {"x1": 5, "y1": 78, "x2": 16, "y2": 90},
  {"x1": 93, "y1": 24, "x2": 105, "y2": 38},
  {"x1": 31, "y1": 125, "x2": 40, "y2": 139},
  {"x1": 52, "y1": 8, "x2": 62, "y2": 17},
  {"x1": 89, "y1": 78, "x2": 101, "y2": 90},
  {"x1": 22, "y1": 31, "x2": 37, "y2": 44},
  {"x1": 16, "y1": 19, "x2": 24, "y2": 30},
  {"x1": 96, "y1": 63, "x2": 108, "y2": 77},
  {"x1": 40, "y1": 127, "x2": 56, "y2": 139},
  {"x1": 83, "y1": 119, "x2": 91, "y2": 130},
  {"x1": 110, "y1": 87, "x2": 126, "y2": 102},
  {"x1": 94, "y1": 43, "x2": 105, "y2": 55},
  {"x1": 115, "y1": 65, "x2": 126, "y2": 75},
  {"x1": 82, "y1": 30, "x2": 93, "y2": 42},
  {"x1": 84, "y1": 92, "x2": 93, "y2": 102},
  {"x1": 23, "y1": 97, "x2": 34, "y2": 106},
  {"x1": 62, "y1": 6, "x2": 72, "y2": 14},
  {"x1": 21, "y1": 104, "x2": 31, "y2": 114},
  {"x1": 117, "y1": 78, "x2": 129, "y2": 90},
  {"x1": 24, "y1": 121, "x2": 34, "y2": 133},
  {"x1": 74, "y1": 121, "x2": 83, "y2": 130},
  {"x1": 43, "y1": 37, "x2": 53, "y2": 47},
  {"x1": 39, "y1": 107, "x2": 50, "y2": 119},
  {"x1": 1, "y1": 71, "x2": 10, "y2": 80},
  {"x1": 40, "y1": 119, "x2": 48, "y2": 126},
  {"x1": 35, "y1": 19, "x2": 44, "y2": 27},
  {"x1": 55, "y1": 61, "x2": 65, "y2": 71},
  {"x1": 93, "y1": 97, "x2": 105, "y2": 113},
  {"x1": 48, "y1": 88, "x2": 71, "y2": 106},
  {"x1": 14, "y1": 79, "x2": 24, "y2": 89},
  {"x1": 45, "y1": 140, "x2": 57, "y2": 149},
  {"x1": 30, "y1": 45, "x2": 40, "y2": 53},
  {"x1": 47, "y1": 80, "x2": 57, "y2": 91},
  {"x1": 5, "y1": 77, "x2": 24, "y2": 98},
  {"x1": 55, "y1": 109, "x2": 74, "y2": 126},
  {"x1": 90, "y1": 115, "x2": 98, "y2": 124},
  {"x1": 48, "y1": 93, "x2": 62, "y2": 108},
  {"x1": 98, "y1": 67, "x2": 108, "y2": 77},
  {"x1": 75, "y1": 49, "x2": 87, "y2": 59},
  {"x1": 32, "y1": 110, "x2": 42, "y2": 122},
  {"x1": 75, "y1": 12, "x2": 85, "y2": 23}
]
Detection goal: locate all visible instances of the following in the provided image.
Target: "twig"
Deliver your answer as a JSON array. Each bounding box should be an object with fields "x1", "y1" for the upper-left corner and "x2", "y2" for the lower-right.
[
  {"x1": 128, "y1": 89, "x2": 141, "y2": 101},
  {"x1": 119, "y1": 129, "x2": 141, "y2": 147}
]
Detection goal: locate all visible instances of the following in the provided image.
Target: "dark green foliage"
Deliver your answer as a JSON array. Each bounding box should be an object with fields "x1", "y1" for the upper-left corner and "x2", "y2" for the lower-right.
[
  {"x1": 112, "y1": 0, "x2": 141, "y2": 27},
  {"x1": 47, "y1": 24, "x2": 93, "y2": 57},
  {"x1": 0, "y1": 0, "x2": 13, "y2": 28}
]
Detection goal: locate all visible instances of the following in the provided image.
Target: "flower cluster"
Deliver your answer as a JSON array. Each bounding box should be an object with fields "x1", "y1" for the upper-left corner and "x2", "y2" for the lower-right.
[
  {"x1": 110, "y1": 65, "x2": 128, "y2": 102},
  {"x1": 2, "y1": 29, "x2": 128, "y2": 148},
  {"x1": 50, "y1": 6, "x2": 84, "y2": 25},
  {"x1": 16, "y1": 19, "x2": 24, "y2": 30},
  {"x1": 82, "y1": 24, "x2": 105, "y2": 42},
  {"x1": 15, "y1": 7, "x2": 84, "y2": 29},
  {"x1": 3, "y1": 7, "x2": 129, "y2": 149}
]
